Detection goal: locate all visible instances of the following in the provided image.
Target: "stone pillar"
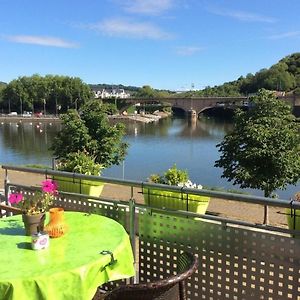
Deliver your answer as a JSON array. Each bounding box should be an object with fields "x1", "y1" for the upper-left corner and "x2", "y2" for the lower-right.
[{"x1": 186, "y1": 109, "x2": 197, "y2": 120}]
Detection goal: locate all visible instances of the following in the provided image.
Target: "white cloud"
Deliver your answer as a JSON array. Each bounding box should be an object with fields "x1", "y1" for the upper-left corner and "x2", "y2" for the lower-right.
[
  {"x1": 268, "y1": 31, "x2": 300, "y2": 40},
  {"x1": 88, "y1": 18, "x2": 173, "y2": 40},
  {"x1": 175, "y1": 46, "x2": 203, "y2": 56},
  {"x1": 208, "y1": 7, "x2": 276, "y2": 23},
  {"x1": 121, "y1": 0, "x2": 174, "y2": 15},
  {"x1": 5, "y1": 35, "x2": 78, "y2": 48}
]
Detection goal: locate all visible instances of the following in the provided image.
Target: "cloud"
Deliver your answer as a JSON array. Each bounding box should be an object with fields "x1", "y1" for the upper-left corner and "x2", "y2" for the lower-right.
[
  {"x1": 175, "y1": 46, "x2": 203, "y2": 56},
  {"x1": 88, "y1": 18, "x2": 173, "y2": 40},
  {"x1": 208, "y1": 7, "x2": 276, "y2": 23},
  {"x1": 268, "y1": 31, "x2": 300, "y2": 40},
  {"x1": 120, "y1": 0, "x2": 174, "y2": 15},
  {"x1": 4, "y1": 35, "x2": 78, "y2": 48}
]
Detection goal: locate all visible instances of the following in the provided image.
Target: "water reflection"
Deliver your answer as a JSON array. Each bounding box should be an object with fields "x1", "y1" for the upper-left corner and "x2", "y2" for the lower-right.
[
  {"x1": 0, "y1": 117, "x2": 298, "y2": 199},
  {"x1": 125, "y1": 117, "x2": 232, "y2": 140},
  {"x1": 0, "y1": 121, "x2": 61, "y2": 165}
]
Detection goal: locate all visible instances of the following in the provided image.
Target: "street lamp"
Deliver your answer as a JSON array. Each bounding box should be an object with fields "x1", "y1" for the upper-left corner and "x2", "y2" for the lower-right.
[
  {"x1": 55, "y1": 98, "x2": 58, "y2": 116},
  {"x1": 43, "y1": 98, "x2": 46, "y2": 116},
  {"x1": 20, "y1": 98, "x2": 23, "y2": 115}
]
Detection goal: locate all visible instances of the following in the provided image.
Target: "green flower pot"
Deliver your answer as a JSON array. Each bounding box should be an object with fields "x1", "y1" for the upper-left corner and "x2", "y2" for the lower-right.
[
  {"x1": 143, "y1": 188, "x2": 210, "y2": 214},
  {"x1": 286, "y1": 208, "x2": 300, "y2": 232},
  {"x1": 54, "y1": 176, "x2": 104, "y2": 199}
]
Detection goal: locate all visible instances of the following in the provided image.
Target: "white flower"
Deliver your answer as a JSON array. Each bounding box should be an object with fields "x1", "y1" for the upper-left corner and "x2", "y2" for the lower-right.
[{"x1": 178, "y1": 181, "x2": 202, "y2": 189}]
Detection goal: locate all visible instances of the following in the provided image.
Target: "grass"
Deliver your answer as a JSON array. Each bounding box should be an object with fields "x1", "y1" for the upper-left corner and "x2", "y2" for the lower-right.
[
  {"x1": 23, "y1": 164, "x2": 52, "y2": 170},
  {"x1": 202, "y1": 185, "x2": 250, "y2": 195}
]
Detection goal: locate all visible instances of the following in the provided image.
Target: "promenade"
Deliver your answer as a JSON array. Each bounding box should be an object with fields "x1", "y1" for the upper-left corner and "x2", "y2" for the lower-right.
[{"x1": 0, "y1": 167, "x2": 288, "y2": 228}]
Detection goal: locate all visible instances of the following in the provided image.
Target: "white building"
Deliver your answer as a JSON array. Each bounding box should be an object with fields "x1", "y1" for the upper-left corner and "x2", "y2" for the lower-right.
[{"x1": 94, "y1": 88, "x2": 130, "y2": 99}]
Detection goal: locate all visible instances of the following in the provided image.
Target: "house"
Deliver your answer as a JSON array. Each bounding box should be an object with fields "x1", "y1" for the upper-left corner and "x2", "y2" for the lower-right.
[{"x1": 94, "y1": 88, "x2": 130, "y2": 99}]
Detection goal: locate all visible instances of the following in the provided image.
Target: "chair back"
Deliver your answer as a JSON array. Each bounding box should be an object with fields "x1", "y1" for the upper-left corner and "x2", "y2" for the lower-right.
[{"x1": 103, "y1": 251, "x2": 198, "y2": 300}]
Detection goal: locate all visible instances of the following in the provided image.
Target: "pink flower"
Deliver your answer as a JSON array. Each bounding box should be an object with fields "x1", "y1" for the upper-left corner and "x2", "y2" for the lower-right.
[
  {"x1": 42, "y1": 180, "x2": 58, "y2": 195},
  {"x1": 8, "y1": 193, "x2": 23, "y2": 204}
]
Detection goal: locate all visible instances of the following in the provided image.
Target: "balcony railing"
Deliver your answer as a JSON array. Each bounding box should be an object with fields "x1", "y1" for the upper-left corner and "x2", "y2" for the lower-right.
[{"x1": 1, "y1": 165, "x2": 300, "y2": 300}]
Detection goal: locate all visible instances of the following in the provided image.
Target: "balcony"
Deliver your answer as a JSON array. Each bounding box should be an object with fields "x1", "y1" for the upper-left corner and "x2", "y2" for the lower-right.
[{"x1": 1, "y1": 165, "x2": 300, "y2": 300}]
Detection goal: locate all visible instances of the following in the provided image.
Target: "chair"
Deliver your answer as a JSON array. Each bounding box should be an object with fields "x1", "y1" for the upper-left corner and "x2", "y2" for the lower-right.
[
  {"x1": 94, "y1": 251, "x2": 198, "y2": 300},
  {"x1": 0, "y1": 203, "x2": 22, "y2": 218}
]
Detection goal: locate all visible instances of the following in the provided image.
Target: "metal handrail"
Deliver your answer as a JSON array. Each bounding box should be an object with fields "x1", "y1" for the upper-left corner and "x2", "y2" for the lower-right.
[{"x1": 2, "y1": 164, "x2": 300, "y2": 209}]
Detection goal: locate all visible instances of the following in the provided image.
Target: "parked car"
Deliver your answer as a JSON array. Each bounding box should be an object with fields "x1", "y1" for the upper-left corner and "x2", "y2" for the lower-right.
[
  {"x1": 34, "y1": 112, "x2": 43, "y2": 118},
  {"x1": 22, "y1": 111, "x2": 32, "y2": 117},
  {"x1": 8, "y1": 112, "x2": 18, "y2": 116}
]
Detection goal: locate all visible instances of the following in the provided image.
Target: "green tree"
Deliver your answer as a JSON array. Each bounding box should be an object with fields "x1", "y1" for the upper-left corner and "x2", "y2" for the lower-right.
[
  {"x1": 215, "y1": 89, "x2": 300, "y2": 223},
  {"x1": 51, "y1": 99, "x2": 128, "y2": 169},
  {"x1": 135, "y1": 85, "x2": 157, "y2": 99},
  {"x1": 1, "y1": 75, "x2": 93, "y2": 114}
]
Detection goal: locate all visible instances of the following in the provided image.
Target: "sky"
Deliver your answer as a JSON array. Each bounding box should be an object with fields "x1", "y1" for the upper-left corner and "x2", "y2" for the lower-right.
[{"x1": 0, "y1": 0, "x2": 299, "y2": 91}]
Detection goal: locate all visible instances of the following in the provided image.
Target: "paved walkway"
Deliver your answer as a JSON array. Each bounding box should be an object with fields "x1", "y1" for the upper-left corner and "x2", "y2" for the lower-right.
[{"x1": 0, "y1": 168, "x2": 288, "y2": 228}]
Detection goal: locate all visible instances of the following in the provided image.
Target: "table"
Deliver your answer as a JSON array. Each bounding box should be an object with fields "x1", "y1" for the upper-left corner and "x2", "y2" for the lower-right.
[{"x1": 0, "y1": 212, "x2": 135, "y2": 300}]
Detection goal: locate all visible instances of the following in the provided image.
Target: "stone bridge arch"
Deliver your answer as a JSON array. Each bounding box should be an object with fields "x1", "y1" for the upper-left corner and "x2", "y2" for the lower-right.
[{"x1": 110, "y1": 95, "x2": 300, "y2": 117}]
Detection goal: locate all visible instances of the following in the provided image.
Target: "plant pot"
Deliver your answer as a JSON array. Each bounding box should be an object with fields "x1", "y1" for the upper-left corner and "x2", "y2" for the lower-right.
[
  {"x1": 22, "y1": 213, "x2": 46, "y2": 236},
  {"x1": 143, "y1": 188, "x2": 210, "y2": 214},
  {"x1": 45, "y1": 207, "x2": 67, "y2": 238},
  {"x1": 54, "y1": 176, "x2": 104, "y2": 199},
  {"x1": 286, "y1": 208, "x2": 300, "y2": 232}
]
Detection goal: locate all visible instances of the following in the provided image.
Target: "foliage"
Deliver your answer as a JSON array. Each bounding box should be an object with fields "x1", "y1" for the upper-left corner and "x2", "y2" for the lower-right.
[
  {"x1": 215, "y1": 89, "x2": 300, "y2": 198},
  {"x1": 149, "y1": 164, "x2": 188, "y2": 185},
  {"x1": 57, "y1": 151, "x2": 103, "y2": 175},
  {"x1": 102, "y1": 103, "x2": 118, "y2": 115},
  {"x1": 51, "y1": 99, "x2": 128, "y2": 171},
  {"x1": 202, "y1": 185, "x2": 250, "y2": 195},
  {"x1": 177, "y1": 53, "x2": 300, "y2": 97},
  {"x1": 1, "y1": 74, "x2": 93, "y2": 114},
  {"x1": 149, "y1": 164, "x2": 203, "y2": 188},
  {"x1": 8, "y1": 179, "x2": 58, "y2": 215},
  {"x1": 134, "y1": 85, "x2": 172, "y2": 99}
]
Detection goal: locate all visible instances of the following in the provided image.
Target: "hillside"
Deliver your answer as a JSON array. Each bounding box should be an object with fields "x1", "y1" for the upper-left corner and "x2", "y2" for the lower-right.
[{"x1": 187, "y1": 53, "x2": 300, "y2": 97}]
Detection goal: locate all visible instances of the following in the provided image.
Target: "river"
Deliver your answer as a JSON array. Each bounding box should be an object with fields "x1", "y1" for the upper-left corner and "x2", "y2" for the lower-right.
[{"x1": 0, "y1": 117, "x2": 299, "y2": 199}]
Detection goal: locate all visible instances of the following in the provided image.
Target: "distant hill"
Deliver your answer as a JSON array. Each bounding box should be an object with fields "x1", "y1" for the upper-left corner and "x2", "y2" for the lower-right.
[{"x1": 184, "y1": 53, "x2": 300, "y2": 97}]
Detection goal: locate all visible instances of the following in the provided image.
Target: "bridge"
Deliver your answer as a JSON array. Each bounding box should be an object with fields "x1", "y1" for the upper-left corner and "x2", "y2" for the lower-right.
[{"x1": 122, "y1": 95, "x2": 300, "y2": 118}]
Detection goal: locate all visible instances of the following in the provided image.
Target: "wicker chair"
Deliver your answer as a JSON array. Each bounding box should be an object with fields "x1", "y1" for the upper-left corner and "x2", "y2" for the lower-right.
[
  {"x1": 94, "y1": 251, "x2": 198, "y2": 300},
  {"x1": 0, "y1": 203, "x2": 21, "y2": 218}
]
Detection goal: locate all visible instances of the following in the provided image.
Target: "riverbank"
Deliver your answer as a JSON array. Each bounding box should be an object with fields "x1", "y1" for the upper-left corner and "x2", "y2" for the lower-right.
[
  {"x1": 0, "y1": 168, "x2": 288, "y2": 228},
  {"x1": 0, "y1": 111, "x2": 171, "y2": 124},
  {"x1": 0, "y1": 116, "x2": 61, "y2": 123},
  {"x1": 109, "y1": 111, "x2": 170, "y2": 123}
]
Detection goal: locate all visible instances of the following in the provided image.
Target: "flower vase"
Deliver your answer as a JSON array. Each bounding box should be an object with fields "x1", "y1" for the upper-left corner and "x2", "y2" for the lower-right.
[
  {"x1": 45, "y1": 207, "x2": 67, "y2": 238},
  {"x1": 22, "y1": 213, "x2": 46, "y2": 236}
]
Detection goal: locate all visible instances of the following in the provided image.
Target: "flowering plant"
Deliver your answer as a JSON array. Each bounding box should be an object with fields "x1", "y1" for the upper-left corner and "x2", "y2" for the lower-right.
[
  {"x1": 8, "y1": 179, "x2": 58, "y2": 215},
  {"x1": 148, "y1": 164, "x2": 203, "y2": 189}
]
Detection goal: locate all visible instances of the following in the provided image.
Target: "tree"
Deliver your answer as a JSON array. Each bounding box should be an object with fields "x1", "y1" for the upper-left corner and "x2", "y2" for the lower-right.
[
  {"x1": 215, "y1": 89, "x2": 300, "y2": 224},
  {"x1": 51, "y1": 99, "x2": 128, "y2": 169},
  {"x1": 1, "y1": 75, "x2": 93, "y2": 114}
]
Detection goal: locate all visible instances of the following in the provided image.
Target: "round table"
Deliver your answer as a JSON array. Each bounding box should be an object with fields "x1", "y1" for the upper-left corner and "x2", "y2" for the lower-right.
[{"x1": 0, "y1": 212, "x2": 135, "y2": 300}]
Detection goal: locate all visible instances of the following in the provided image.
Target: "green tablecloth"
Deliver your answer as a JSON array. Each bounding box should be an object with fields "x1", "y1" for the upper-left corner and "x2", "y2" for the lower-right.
[{"x1": 0, "y1": 212, "x2": 135, "y2": 300}]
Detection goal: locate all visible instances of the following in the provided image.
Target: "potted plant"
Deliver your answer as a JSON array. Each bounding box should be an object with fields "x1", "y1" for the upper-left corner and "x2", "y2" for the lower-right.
[
  {"x1": 51, "y1": 100, "x2": 128, "y2": 198},
  {"x1": 55, "y1": 151, "x2": 105, "y2": 197},
  {"x1": 8, "y1": 179, "x2": 58, "y2": 236},
  {"x1": 144, "y1": 165, "x2": 210, "y2": 214},
  {"x1": 287, "y1": 192, "x2": 300, "y2": 232}
]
